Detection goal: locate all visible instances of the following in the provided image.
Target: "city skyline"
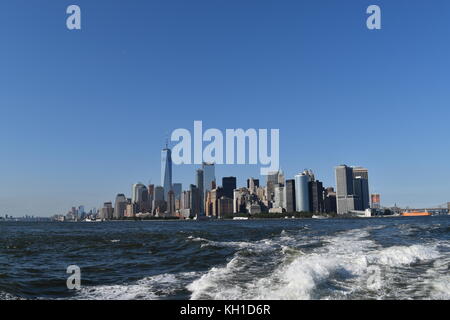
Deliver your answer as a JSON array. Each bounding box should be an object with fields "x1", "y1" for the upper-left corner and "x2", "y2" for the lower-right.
[
  {"x1": 4, "y1": 139, "x2": 450, "y2": 217},
  {"x1": 48, "y1": 142, "x2": 449, "y2": 221},
  {"x1": 2, "y1": 1, "x2": 450, "y2": 216}
]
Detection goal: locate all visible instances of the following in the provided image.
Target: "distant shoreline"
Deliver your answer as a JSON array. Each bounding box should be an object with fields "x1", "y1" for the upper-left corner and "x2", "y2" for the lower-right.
[{"x1": 4, "y1": 214, "x2": 449, "y2": 223}]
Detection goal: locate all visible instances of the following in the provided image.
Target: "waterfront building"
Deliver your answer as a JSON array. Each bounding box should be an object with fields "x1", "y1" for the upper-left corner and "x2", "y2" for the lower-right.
[
  {"x1": 324, "y1": 187, "x2": 337, "y2": 213},
  {"x1": 371, "y1": 194, "x2": 381, "y2": 209},
  {"x1": 335, "y1": 165, "x2": 358, "y2": 214},
  {"x1": 206, "y1": 187, "x2": 223, "y2": 217},
  {"x1": 196, "y1": 169, "x2": 204, "y2": 214},
  {"x1": 147, "y1": 184, "x2": 154, "y2": 212},
  {"x1": 167, "y1": 190, "x2": 175, "y2": 215},
  {"x1": 217, "y1": 197, "x2": 234, "y2": 218},
  {"x1": 256, "y1": 186, "x2": 267, "y2": 202},
  {"x1": 202, "y1": 162, "x2": 216, "y2": 196},
  {"x1": 284, "y1": 179, "x2": 296, "y2": 213},
  {"x1": 295, "y1": 171, "x2": 310, "y2": 212},
  {"x1": 173, "y1": 183, "x2": 182, "y2": 201},
  {"x1": 266, "y1": 171, "x2": 282, "y2": 201},
  {"x1": 100, "y1": 202, "x2": 113, "y2": 220},
  {"x1": 189, "y1": 184, "x2": 200, "y2": 216},
  {"x1": 309, "y1": 180, "x2": 324, "y2": 213},
  {"x1": 125, "y1": 203, "x2": 134, "y2": 218},
  {"x1": 152, "y1": 185, "x2": 166, "y2": 214},
  {"x1": 161, "y1": 146, "x2": 173, "y2": 200},
  {"x1": 114, "y1": 194, "x2": 127, "y2": 219},
  {"x1": 273, "y1": 184, "x2": 285, "y2": 209},
  {"x1": 222, "y1": 177, "x2": 237, "y2": 199},
  {"x1": 233, "y1": 188, "x2": 249, "y2": 214},
  {"x1": 353, "y1": 167, "x2": 370, "y2": 210},
  {"x1": 141, "y1": 186, "x2": 151, "y2": 212},
  {"x1": 247, "y1": 178, "x2": 259, "y2": 194},
  {"x1": 181, "y1": 190, "x2": 191, "y2": 210},
  {"x1": 132, "y1": 183, "x2": 146, "y2": 205}
]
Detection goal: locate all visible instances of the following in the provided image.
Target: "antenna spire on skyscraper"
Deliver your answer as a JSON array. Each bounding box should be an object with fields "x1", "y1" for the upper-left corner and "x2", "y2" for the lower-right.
[{"x1": 164, "y1": 132, "x2": 169, "y2": 149}]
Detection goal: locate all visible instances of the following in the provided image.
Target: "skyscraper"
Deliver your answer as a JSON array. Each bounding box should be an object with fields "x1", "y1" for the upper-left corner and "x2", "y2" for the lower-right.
[
  {"x1": 335, "y1": 165, "x2": 358, "y2": 214},
  {"x1": 324, "y1": 187, "x2": 337, "y2": 213},
  {"x1": 247, "y1": 178, "x2": 259, "y2": 194},
  {"x1": 222, "y1": 177, "x2": 237, "y2": 199},
  {"x1": 233, "y1": 188, "x2": 249, "y2": 214},
  {"x1": 295, "y1": 172, "x2": 310, "y2": 212},
  {"x1": 152, "y1": 186, "x2": 166, "y2": 214},
  {"x1": 206, "y1": 187, "x2": 223, "y2": 217},
  {"x1": 132, "y1": 183, "x2": 147, "y2": 211},
  {"x1": 172, "y1": 183, "x2": 182, "y2": 201},
  {"x1": 353, "y1": 167, "x2": 370, "y2": 210},
  {"x1": 273, "y1": 184, "x2": 285, "y2": 209},
  {"x1": 217, "y1": 197, "x2": 234, "y2": 218},
  {"x1": 266, "y1": 171, "x2": 280, "y2": 201},
  {"x1": 101, "y1": 202, "x2": 113, "y2": 220},
  {"x1": 309, "y1": 180, "x2": 324, "y2": 213},
  {"x1": 161, "y1": 146, "x2": 173, "y2": 200},
  {"x1": 189, "y1": 184, "x2": 200, "y2": 216},
  {"x1": 196, "y1": 169, "x2": 204, "y2": 214},
  {"x1": 148, "y1": 184, "x2": 154, "y2": 212},
  {"x1": 167, "y1": 190, "x2": 175, "y2": 215},
  {"x1": 202, "y1": 162, "x2": 215, "y2": 197},
  {"x1": 172, "y1": 183, "x2": 182, "y2": 211},
  {"x1": 114, "y1": 194, "x2": 127, "y2": 219},
  {"x1": 284, "y1": 179, "x2": 296, "y2": 213}
]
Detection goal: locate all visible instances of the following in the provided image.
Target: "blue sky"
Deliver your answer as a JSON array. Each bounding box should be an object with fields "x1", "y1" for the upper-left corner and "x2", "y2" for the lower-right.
[{"x1": 1, "y1": 0, "x2": 449, "y2": 216}]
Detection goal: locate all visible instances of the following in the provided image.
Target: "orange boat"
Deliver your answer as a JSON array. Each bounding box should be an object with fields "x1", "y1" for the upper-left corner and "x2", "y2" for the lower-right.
[{"x1": 401, "y1": 211, "x2": 432, "y2": 217}]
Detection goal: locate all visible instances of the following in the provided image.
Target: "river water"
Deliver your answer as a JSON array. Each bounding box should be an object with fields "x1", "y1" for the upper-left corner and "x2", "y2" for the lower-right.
[{"x1": 1, "y1": 216, "x2": 449, "y2": 300}]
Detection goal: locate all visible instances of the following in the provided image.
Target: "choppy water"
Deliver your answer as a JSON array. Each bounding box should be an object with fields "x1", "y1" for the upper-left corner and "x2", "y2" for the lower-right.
[{"x1": 1, "y1": 216, "x2": 449, "y2": 300}]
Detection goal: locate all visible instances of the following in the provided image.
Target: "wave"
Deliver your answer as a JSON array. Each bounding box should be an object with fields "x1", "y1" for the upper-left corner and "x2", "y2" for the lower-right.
[
  {"x1": 75, "y1": 271, "x2": 200, "y2": 300},
  {"x1": 0, "y1": 291, "x2": 21, "y2": 300},
  {"x1": 187, "y1": 227, "x2": 446, "y2": 300},
  {"x1": 370, "y1": 244, "x2": 440, "y2": 266}
]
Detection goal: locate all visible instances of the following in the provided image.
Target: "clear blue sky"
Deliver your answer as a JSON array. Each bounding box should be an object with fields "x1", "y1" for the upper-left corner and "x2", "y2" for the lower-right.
[{"x1": 1, "y1": 0, "x2": 449, "y2": 216}]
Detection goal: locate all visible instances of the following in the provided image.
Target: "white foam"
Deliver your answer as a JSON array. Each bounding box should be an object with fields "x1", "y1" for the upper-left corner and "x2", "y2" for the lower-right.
[
  {"x1": 188, "y1": 257, "x2": 244, "y2": 300},
  {"x1": 0, "y1": 291, "x2": 20, "y2": 300},
  {"x1": 76, "y1": 271, "x2": 199, "y2": 300},
  {"x1": 430, "y1": 275, "x2": 450, "y2": 299},
  {"x1": 187, "y1": 227, "x2": 447, "y2": 300},
  {"x1": 370, "y1": 244, "x2": 440, "y2": 267},
  {"x1": 187, "y1": 236, "x2": 208, "y2": 242}
]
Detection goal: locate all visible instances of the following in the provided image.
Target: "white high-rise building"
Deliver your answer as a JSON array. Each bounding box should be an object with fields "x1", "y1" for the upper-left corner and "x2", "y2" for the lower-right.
[{"x1": 273, "y1": 185, "x2": 285, "y2": 209}]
